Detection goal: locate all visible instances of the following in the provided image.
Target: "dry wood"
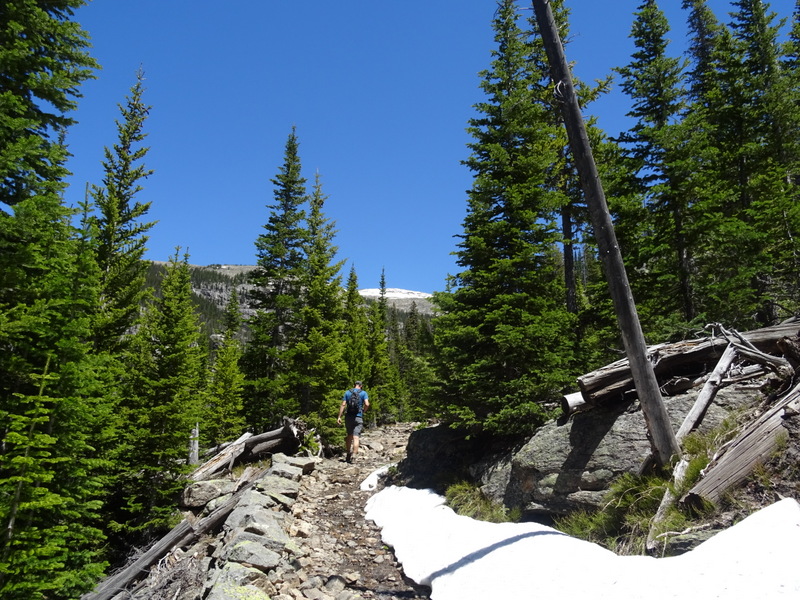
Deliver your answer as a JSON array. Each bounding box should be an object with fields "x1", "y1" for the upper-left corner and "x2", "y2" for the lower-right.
[
  {"x1": 646, "y1": 344, "x2": 736, "y2": 553},
  {"x1": 188, "y1": 431, "x2": 251, "y2": 482},
  {"x1": 577, "y1": 322, "x2": 800, "y2": 406},
  {"x1": 674, "y1": 343, "x2": 737, "y2": 442},
  {"x1": 532, "y1": 0, "x2": 679, "y2": 465},
  {"x1": 561, "y1": 391, "x2": 588, "y2": 416},
  {"x1": 682, "y1": 383, "x2": 800, "y2": 509},
  {"x1": 83, "y1": 466, "x2": 269, "y2": 600}
]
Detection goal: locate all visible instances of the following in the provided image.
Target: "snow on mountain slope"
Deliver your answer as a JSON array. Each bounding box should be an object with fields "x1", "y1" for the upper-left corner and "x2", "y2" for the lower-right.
[{"x1": 359, "y1": 288, "x2": 433, "y2": 300}]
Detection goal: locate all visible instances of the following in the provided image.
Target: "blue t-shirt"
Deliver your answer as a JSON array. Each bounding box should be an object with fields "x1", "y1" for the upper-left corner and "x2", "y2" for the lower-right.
[{"x1": 344, "y1": 388, "x2": 368, "y2": 418}]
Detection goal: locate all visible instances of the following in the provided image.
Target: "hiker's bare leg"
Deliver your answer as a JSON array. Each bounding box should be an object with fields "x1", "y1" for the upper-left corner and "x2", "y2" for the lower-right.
[
  {"x1": 352, "y1": 435, "x2": 360, "y2": 457},
  {"x1": 345, "y1": 434, "x2": 353, "y2": 458}
]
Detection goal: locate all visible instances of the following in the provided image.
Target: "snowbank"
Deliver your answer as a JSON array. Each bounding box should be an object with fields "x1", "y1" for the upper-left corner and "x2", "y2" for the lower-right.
[{"x1": 364, "y1": 485, "x2": 800, "y2": 599}]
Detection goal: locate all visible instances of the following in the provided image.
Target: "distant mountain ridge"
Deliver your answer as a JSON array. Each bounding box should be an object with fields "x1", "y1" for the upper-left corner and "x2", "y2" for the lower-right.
[{"x1": 147, "y1": 263, "x2": 435, "y2": 335}]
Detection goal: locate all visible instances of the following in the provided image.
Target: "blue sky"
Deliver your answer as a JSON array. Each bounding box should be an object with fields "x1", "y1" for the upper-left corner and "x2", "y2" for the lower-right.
[{"x1": 63, "y1": 1, "x2": 796, "y2": 294}]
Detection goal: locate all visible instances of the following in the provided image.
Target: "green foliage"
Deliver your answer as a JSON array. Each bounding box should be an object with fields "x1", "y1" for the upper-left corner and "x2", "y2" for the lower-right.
[
  {"x1": 89, "y1": 68, "x2": 156, "y2": 354},
  {"x1": 555, "y1": 472, "x2": 668, "y2": 555},
  {"x1": 0, "y1": 0, "x2": 98, "y2": 207},
  {"x1": 432, "y1": 1, "x2": 576, "y2": 434},
  {"x1": 204, "y1": 291, "x2": 246, "y2": 446},
  {"x1": 113, "y1": 251, "x2": 205, "y2": 539},
  {"x1": 445, "y1": 481, "x2": 518, "y2": 524}
]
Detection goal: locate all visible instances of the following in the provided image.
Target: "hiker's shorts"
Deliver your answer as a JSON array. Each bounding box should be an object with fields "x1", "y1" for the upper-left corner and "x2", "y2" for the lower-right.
[{"x1": 345, "y1": 415, "x2": 363, "y2": 437}]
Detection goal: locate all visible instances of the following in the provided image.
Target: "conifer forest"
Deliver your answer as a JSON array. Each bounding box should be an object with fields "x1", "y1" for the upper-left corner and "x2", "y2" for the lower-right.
[{"x1": 1, "y1": 1, "x2": 799, "y2": 597}]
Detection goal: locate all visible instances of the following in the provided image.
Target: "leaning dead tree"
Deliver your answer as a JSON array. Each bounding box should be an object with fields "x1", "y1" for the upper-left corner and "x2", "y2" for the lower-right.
[{"x1": 532, "y1": 0, "x2": 679, "y2": 466}]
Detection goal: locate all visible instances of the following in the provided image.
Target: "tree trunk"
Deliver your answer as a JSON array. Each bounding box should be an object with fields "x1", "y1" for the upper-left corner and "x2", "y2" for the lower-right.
[{"x1": 532, "y1": 0, "x2": 680, "y2": 466}]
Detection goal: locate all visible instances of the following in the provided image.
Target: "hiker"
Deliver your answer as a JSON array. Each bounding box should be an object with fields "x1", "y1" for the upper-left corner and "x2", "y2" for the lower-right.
[{"x1": 337, "y1": 380, "x2": 369, "y2": 463}]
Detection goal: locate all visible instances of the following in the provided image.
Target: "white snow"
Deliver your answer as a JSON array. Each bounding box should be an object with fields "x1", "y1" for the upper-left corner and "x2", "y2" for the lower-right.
[
  {"x1": 359, "y1": 288, "x2": 433, "y2": 300},
  {"x1": 363, "y1": 484, "x2": 800, "y2": 599}
]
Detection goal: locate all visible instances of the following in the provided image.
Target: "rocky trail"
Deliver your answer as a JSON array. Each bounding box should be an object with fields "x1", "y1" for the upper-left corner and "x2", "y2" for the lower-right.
[{"x1": 279, "y1": 422, "x2": 431, "y2": 600}]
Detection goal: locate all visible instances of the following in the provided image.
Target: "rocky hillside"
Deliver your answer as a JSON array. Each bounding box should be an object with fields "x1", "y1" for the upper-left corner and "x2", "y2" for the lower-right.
[{"x1": 146, "y1": 262, "x2": 435, "y2": 336}]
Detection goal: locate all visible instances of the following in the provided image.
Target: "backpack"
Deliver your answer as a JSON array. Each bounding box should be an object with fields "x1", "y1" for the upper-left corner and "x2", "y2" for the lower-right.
[{"x1": 346, "y1": 388, "x2": 362, "y2": 416}]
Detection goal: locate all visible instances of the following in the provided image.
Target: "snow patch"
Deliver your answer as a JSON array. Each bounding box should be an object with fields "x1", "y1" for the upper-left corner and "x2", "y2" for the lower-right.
[
  {"x1": 359, "y1": 288, "x2": 433, "y2": 300},
  {"x1": 364, "y1": 486, "x2": 800, "y2": 600}
]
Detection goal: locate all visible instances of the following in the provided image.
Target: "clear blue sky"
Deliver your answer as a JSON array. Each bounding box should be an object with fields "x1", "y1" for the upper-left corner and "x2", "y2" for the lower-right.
[{"x1": 63, "y1": 1, "x2": 796, "y2": 294}]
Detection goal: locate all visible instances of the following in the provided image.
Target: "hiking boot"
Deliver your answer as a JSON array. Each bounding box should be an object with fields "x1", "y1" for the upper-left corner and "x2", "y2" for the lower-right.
[{"x1": 346, "y1": 452, "x2": 352, "y2": 463}]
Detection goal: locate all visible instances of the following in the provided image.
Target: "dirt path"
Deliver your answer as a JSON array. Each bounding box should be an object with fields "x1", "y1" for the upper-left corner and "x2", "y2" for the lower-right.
[{"x1": 287, "y1": 423, "x2": 431, "y2": 600}]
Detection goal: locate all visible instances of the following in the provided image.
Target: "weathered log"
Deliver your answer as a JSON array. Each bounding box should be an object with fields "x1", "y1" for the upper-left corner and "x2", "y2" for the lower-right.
[
  {"x1": 188, "y1": 419, "x2": 302, "y2": 481},
  {"x1": 682, "y1": 382, "x2": 800, "y2": 509},
  {"x1": 645, "y1": 344, "x2": 736, "y2": 553},
  {"x1": 675, "y1": 343, "x2": 737, "y2": 441},
  {"x1": 83, "y1": 466, "x2": 269, "y2": 600},
  {"x1": 578, "y1": 322, "x2": 800, "y2": 406},
  {"x1": 561, "y1": 391, "x2": 587, "y2": 416},
  {"x1": 189, "y1": 431, "x2": 252, "y2": 482}
]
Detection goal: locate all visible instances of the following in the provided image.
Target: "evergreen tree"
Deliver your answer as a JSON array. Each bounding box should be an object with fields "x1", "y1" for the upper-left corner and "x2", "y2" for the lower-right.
[
  {"x1": 433, "y1": 0, "x2": 574, "y2": 434},
  {"x1": 0, "y1": 197, "x2": 108, "y2": 599},
  {"x1": 89, "y1": 68, "x2": 156, "y2": 353},
  {"x1": 204, "y1": 290, "x2": 246, "y2": 447},
  {"x1": 365, "y1": 270, "x2": 397, "y2": 424},
  {"x1": 291, "y1": 172, "x2": 347, "y2": 439},
  {"x1": 0, "y1": 4, "x2": 108, "y2": 596},
  {"x1": 687, "y1": 0, "x2": 800, "y2": 325},
  {"x1": 342, "y1": 265, "x2": 370, "y2": 383},
  {"x1": 114, "y1": 250, "x2": 205, "y2": 539},
  {"x1": 0, "y1": 0, "x2": 97, "y2": 207},
  {"x1": 615, "y1": 0, "x2": 695, "y2": 328},
  {"x1": 242, "y1": 128, "x2": 309, "y2": 430}
]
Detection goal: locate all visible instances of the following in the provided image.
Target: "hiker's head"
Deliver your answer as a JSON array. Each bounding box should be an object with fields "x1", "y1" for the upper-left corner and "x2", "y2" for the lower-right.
[{"x1": 354, "y1": 380, "x2": 363, "y2": 388}]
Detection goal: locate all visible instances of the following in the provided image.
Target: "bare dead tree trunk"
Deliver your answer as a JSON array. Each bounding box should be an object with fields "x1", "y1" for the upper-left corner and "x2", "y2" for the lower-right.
[{"x1": 531, "y1": 0, "x2": 680, "y2": 466}]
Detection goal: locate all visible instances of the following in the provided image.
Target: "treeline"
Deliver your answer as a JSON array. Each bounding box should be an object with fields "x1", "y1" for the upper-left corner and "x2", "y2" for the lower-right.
[{"x1": 1, "y1": 1, "x2": 798, "y2": 598}]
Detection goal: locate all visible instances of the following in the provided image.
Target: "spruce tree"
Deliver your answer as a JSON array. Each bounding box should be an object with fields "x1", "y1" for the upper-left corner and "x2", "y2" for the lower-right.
[
  {"x1": 114, "y1": 251, "x2": 205, "y2": 539},
  {"x1": 204, "y1": 290, "x2": 246, "y2": 447},
  {"x1": 615, "y1": 1, "x2": 695, "y2": 328},
  {"x1": 342, "y1": 266, "x2": 370, "y2": 383},
  {"x1": 89, "y1": 68, "x2": 156, "y2": 353},
  {"x1": 0, "y1": 0, "x2": 97, "y2": 207},
  {"x1": 0, "y1": 3, "x2": 109, "y2": 596},
  {"x1": 433, "y1": 0, "x2": 574, "y2": 434},
  {"x1": 365, "y1": 270, "x2": 396, "y2": 424},
  {"x1": 0, "y1": 196, "x2": 109, "y2": 599},
  {"x1": 291, "y1": 173, "x2": 347, "y2": 438},
  {"x1": 243, "y1": 128, "x2": 309, "y2": 430}
]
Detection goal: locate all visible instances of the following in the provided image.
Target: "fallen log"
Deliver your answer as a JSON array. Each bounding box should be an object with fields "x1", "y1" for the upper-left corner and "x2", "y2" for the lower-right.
[
  {"x1": 681, "y1": 382, "x2": 800, "y2": 510},
  {"x1": 82, "y1": 466, "x2": 270, "y2": 600},
  {"x1": 188, "y1": 418, "x2": 302, "y2": 481},
  {"x1": 189, "y1": 432, "x2": 252, "y2": 482},
  {"x1": 577, "y1": 322, "x2": 800, "y2": 406}
]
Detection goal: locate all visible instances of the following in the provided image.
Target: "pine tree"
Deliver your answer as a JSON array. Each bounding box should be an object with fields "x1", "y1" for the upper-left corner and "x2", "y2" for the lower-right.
[
  {"x1": 89, "y1": 68, "x2": 156, "y2": 353},
  {"x1": 342, "y1": 266, "x2": 370, "y2": 383},
  {"x1": 433, "y1": 0, "x2": 574, "y2": 434},
  {"x1": 615, "y1": 0, "x2": 695, "y2": 328},
  {"x1": 204, "y1": 290, "x2": 246, "y2": 447},
  {"x1": 114, "y1": 250, "x2": 205, "y2": 540},
  {"x1": 0, "y1": 0, "x2": 97, "y2": 207},
  {"x1": 243, "y1": 128, "x2": 309, "y2": 430},
  {"x1": 290, "y1": 172, "x2": 347, "y2": 439},
  {"x1": 0, "y1": 197, "x2": 109, "y2": 599}
]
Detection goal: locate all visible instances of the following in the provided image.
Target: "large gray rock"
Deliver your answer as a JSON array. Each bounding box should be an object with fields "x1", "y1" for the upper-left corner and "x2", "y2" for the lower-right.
[
  {"x1": 205, "y1": 562, "x2": 273, "y2": 600},
  {"x1": 181, "y1": 479, "x2": 238, "y2": 508},
  {"x1": 501, "y1": 386, "x2": 759, "y2": 518},
  {"x1": 401, "y1": 386, "x2": 761, "y2": 520}
]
